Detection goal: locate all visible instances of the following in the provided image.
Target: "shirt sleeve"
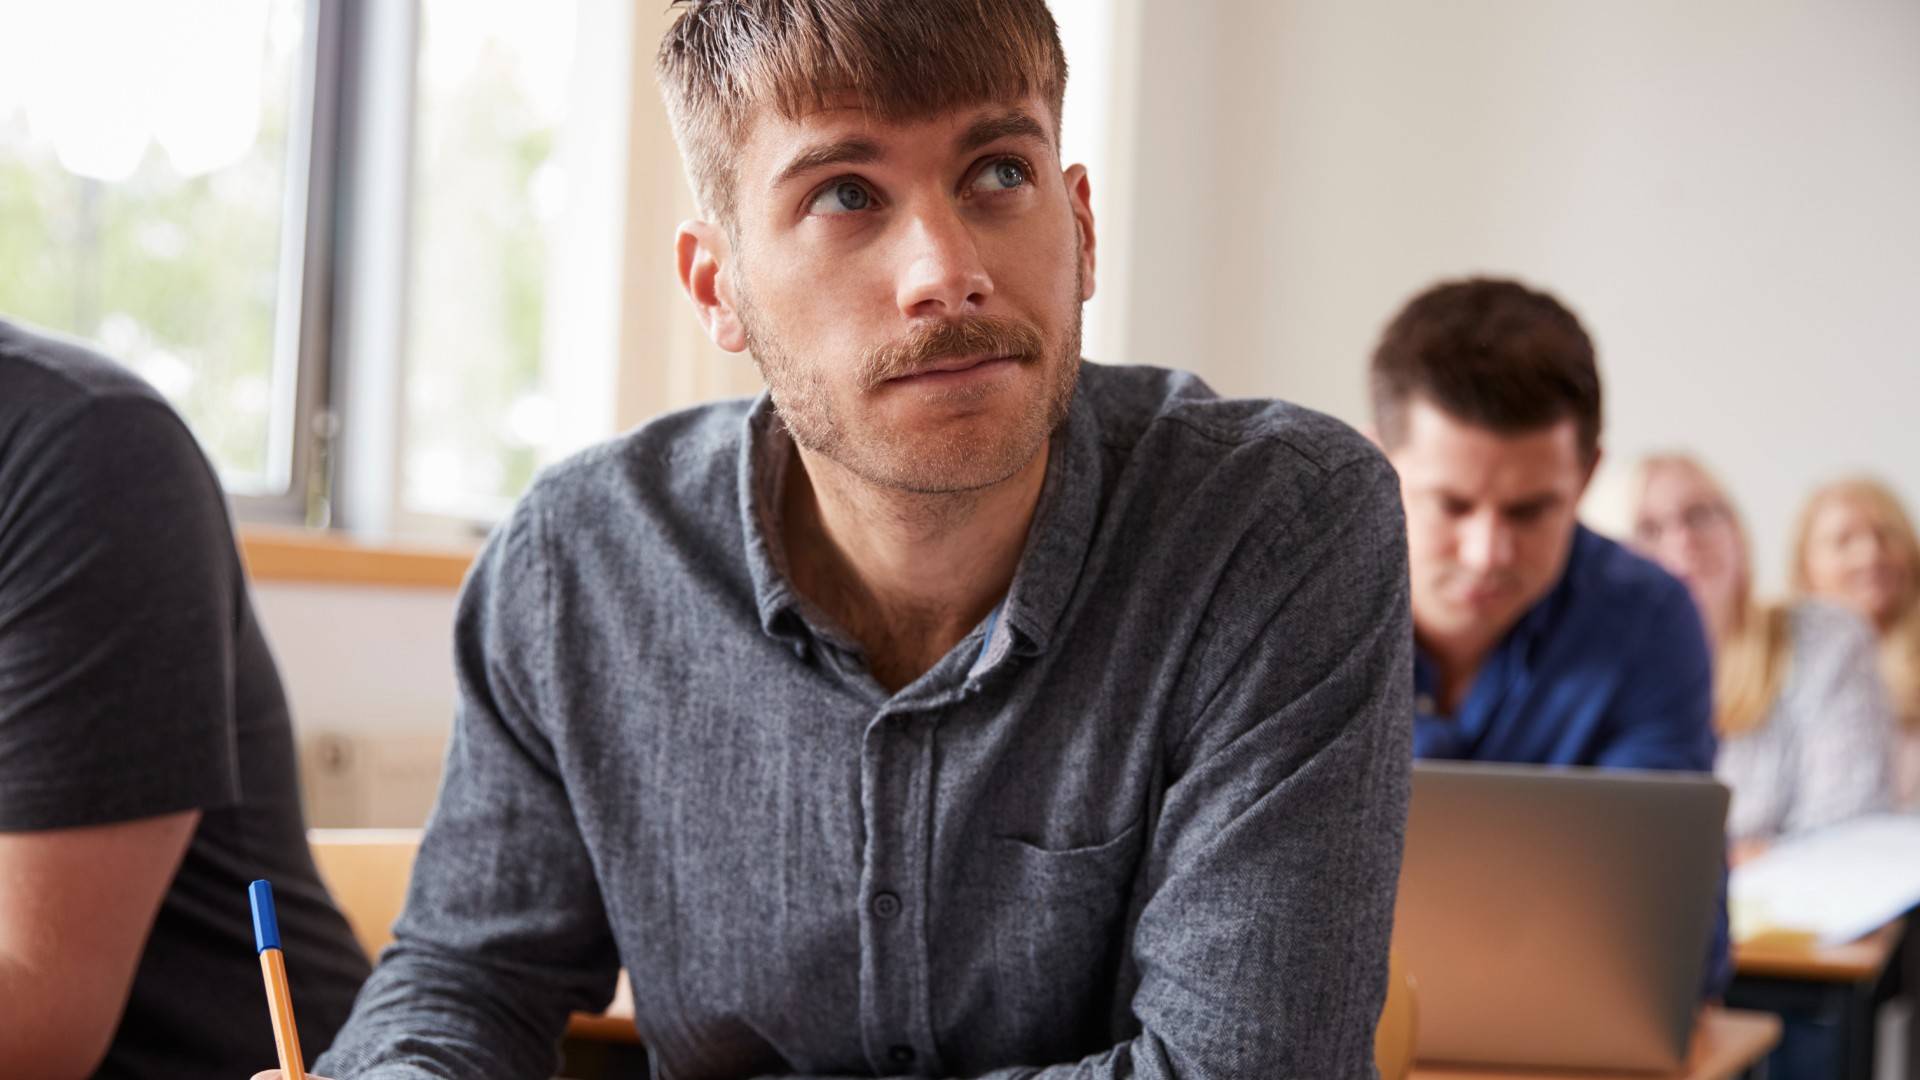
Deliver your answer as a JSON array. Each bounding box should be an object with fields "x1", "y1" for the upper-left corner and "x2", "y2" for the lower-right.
[
  {"x1": 0, "y1": 394, "x2": 242, "y2": 830},
  {"x1": 1780, "y1": 605, "x2": 1895, "y2": 835},
  {"x1": 1117, "y1": 456, "x2": 1413, "y2": 1078},
  {"x1": 1591, "y1": 577, "x2": 1717, "y2": 774},
  {"x1": 312, "y1": 494, "x2": 621, "y2": 1080},
  {"x1": 773, "y1": 455, "x2": 1415, "y2": 1080}
]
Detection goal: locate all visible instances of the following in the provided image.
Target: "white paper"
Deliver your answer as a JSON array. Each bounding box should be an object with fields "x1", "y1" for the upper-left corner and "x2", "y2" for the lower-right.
[{"x1": 1730, "y1": 813, "x2": 1920, "y2": 946}]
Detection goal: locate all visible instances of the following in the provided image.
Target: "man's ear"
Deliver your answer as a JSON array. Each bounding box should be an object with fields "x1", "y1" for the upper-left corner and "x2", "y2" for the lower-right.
[
  {"x1": 1063, "y1": 163, "x2": 1096, "y2": 302},
  {"x1": 1579, "y1": 444, "x2": 1606, "y2": 496},
  {"x1": 676, "y1": 220, "x2": 747, "y2": 353},
  {"x1": 1366, "y1": 424, "x2": 1409, "y2": 479}
]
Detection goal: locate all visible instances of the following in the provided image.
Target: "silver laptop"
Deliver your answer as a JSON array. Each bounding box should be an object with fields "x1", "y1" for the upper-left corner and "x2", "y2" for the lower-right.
[{"x1": 1392, "y1": 761, "x2": 1728, "y2": 1072}]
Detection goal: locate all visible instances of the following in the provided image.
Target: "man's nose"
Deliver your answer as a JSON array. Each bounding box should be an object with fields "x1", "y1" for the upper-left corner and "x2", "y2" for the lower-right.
[
  {"x1": 894, "y1": 200, "x2": 994, "y2": 319},
  {"x1": 1459, "y1": 514, "x2": 1517, "y2": 571}
]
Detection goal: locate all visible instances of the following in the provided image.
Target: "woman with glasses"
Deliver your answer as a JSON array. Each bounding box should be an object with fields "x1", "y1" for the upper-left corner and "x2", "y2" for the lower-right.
[{"x1": 1628, "y1": 454, "x2": 1892, "y2": 859}]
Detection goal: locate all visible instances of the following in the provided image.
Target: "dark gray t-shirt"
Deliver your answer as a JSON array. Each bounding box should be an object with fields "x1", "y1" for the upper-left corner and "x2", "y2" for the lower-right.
[{"x1": 0, "y1": 319, "x2": 370, "y2": 1077}]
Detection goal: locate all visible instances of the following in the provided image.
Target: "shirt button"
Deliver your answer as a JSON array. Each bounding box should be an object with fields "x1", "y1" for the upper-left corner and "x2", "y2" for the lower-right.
[
  {"x1": 888, "y1": 1044, "x2": 916, "y2": 1065},
  {"x1": 870, "y1": 891, "x2": 902, "y2": 919}
]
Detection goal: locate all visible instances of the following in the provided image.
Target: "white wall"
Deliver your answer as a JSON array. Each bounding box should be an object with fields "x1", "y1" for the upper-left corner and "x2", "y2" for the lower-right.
[
  {"x1": 252, "y1": 582, "x2": 458, "y2": 739},
  {"x1": 252, "y1": 581, "x2": 459, "y2": 825},
  {"x1": 1113, "y1": 0, "x2": 1920, "y2": 590}
]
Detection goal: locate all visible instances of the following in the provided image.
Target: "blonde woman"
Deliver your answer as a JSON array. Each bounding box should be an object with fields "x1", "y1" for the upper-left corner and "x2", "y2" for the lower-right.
[
  {"x1": 1793, "y1": 476, "x2": 1920, "y2": 808},
  {"x1": 1629, "y1": 455, "x2": 1892, "y2": 851}
]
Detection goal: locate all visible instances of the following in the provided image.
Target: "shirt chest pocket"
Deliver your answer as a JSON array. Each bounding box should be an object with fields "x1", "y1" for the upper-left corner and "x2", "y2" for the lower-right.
[
  {"x1": 962, "y1": 815, "x2": 1146, "y2": 1052},
  {"x1": 985, "y1": 814, "x2": 1144, "y2": 910}
]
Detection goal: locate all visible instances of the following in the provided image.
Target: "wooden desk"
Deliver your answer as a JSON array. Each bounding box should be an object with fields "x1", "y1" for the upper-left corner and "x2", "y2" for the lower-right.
[
  {"x1": 1733, "y1": 919, "x2": 1904, "y2": 982},
  {"x1": 1726, "y1": 917, "x2": 1906, "y2": 1080},
  {"x1": 566, "y1": 971, "x2": 640, "y2": 1043},
  {"x1": 562, "y1": 976, "x2": 645, "y2": 1077},
  {"x1": 565, "y1": 1001, "x2": 1779, "y2": 1080},
  {"x1": 565, "y1": 1011, "x2": 640, "y2": 1044},
  {"x1": 1410, "y1": 1008, "x2": 1781, "y2": 1080}
]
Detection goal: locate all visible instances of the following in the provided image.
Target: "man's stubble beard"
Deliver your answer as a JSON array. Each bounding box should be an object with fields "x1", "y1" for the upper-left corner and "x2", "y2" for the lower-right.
[{"x1": 738, "y1": 264, "x2": 1085, "y2": 497}]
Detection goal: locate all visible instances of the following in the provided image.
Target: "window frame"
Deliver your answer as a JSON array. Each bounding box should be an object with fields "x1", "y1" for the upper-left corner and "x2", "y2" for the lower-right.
[
  {"x1": 246, "y1": 0, "x2": 621, "y2": 544},
  {"x1": 229, "y1": 0, "x2": 347, "y2": 526}
]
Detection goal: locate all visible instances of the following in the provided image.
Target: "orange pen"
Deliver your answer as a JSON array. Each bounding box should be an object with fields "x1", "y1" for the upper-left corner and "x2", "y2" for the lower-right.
[{"x1": 250, "y1": 879, "x2": 308, "y2": 1080}]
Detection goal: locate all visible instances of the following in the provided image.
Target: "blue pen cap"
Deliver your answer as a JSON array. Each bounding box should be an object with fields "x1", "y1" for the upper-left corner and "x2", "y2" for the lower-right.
[{"x1": 249, "y1": 879, "x2": 282, "y2": 954}]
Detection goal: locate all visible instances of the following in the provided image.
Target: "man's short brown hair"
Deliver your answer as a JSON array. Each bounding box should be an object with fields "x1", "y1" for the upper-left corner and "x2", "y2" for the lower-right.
[
  {"x1": 1370, "y1": 277, "x2": 1603, "y2": 461},
  {"x1": 656, "y1": 0, "x2": 1068, "y2": 224}
]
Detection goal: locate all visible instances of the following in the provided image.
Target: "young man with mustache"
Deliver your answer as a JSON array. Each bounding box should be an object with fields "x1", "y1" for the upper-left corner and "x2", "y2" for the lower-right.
[
  {"x1": 1368, "y1": 277, "x2": 1727, "y2": 993},
  {"x1": 283, "y1": 3, "x2": 1412, "y2": 1077}
]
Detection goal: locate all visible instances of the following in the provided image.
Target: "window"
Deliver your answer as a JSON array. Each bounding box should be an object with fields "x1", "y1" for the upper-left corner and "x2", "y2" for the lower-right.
[
  {"x1": 0, "y1": 0, "x2": 626, "y2": 532},
  {"x1": 401, "y1": 0, "x2": 578, "y2": 522},
  {"x1": 0, "y1": 0, "x2": 313, "y2": 502}
]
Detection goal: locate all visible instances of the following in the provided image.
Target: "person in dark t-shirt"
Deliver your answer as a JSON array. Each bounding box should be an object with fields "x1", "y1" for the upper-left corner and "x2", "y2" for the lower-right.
[{"x1": 0, "y1": 317, "x2": 369, "y2": 1077}]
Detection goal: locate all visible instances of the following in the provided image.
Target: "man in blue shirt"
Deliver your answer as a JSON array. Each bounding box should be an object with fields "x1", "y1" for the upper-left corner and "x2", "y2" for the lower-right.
[{"x1": 1368, "y1": 276, "x2": 1728, "y2": 992}]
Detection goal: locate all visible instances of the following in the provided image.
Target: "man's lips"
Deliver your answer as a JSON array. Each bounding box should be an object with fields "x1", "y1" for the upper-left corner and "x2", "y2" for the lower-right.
[
  {"x1": 1451, "y1": 581, "x2": 1512, "y2": 607},
  {"x1": 884, "y1": 354, "x2": 1019, "y2": 384}
]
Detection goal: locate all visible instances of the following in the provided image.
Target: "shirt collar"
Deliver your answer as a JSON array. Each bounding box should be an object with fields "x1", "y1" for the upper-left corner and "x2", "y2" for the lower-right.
[
  {"x1": 996, "y1": 388, "x2": 1101, "y2": 658},
  {"x1": 1513, "y1": 523, "x2": 1598, "y2": 648},
  {"x1": 736, "y1": 383, "x2": 1104, "y2": 663},
  {"x1": 738, "y1": 395, "x2": 823, "y2": 648}
]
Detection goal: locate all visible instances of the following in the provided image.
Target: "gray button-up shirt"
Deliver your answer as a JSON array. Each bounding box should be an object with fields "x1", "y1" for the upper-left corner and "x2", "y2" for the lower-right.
[{"x1": 316, "y1": 363, "x2": 1413, "y2": 1080}]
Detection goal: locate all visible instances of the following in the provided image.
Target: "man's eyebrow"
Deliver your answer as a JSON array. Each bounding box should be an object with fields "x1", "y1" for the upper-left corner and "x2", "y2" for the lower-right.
[
  {"x1": 1501, "y1": 493, "x2": 1565, "y2": 514},
  {"x1": 770, "y1": 137, "x2": 884, "y2": 190},
  {"x1": 955, "y1": 110, "x2": 1050, "y2": 156}
]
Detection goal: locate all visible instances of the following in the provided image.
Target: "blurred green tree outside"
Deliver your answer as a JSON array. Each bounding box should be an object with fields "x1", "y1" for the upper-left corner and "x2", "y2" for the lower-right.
[
  {"x1": 0, "y1": 23, "x2": 292, "y2": 489},
  {"x1": 0, "y1": 0, "x2": 573, "y2": 516}
]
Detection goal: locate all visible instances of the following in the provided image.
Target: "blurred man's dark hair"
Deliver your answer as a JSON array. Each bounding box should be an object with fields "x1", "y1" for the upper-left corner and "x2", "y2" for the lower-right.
[{"x1": 1370, "y1": 277, "x2": 1602, "y2": 461}]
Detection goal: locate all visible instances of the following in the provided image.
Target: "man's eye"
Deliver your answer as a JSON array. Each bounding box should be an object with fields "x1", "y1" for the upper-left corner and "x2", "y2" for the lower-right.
[
  {"x1": 969, "y1": 158, "x2": 1031, "y2": 195},
  {"x1": 808, "y1": 180, "x2": 874, "y2": 215}
]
